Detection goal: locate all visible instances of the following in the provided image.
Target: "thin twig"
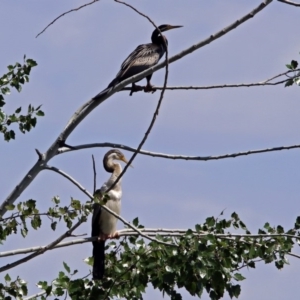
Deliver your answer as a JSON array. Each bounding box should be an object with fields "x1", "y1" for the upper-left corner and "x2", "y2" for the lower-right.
[
  {"x1": 118, "y1": 72, "x2": 300, "y2": 91},
  {"x1": 92, "y1": 154, "x2": 96, "y2": 194},
  {"x1": 262, "y1": 68, "x2": 300, "y2": 83},
  {"x1": 287, "y1": 252, "x2": 300, "y2": 259},
  {"x1": 0, "y1": 218, "x2": 83, "y2": 273},
  {"x1": 43, "y1": 165, "x2": 91, "y2": 196},
  {"x1": 43, "y1": 164, "x2": 174, "y2": 246},
  {"x1": 233, "y1": 259, "x2": 264, "y2": 271},
  {"x1": 0, "y1": 211, "x2": 51, "y2": 222},
  {"x1": 58, "y1": 142, "x2": 300, "y2": 161},
  {"x1": 277, "y1": 0, "x2": 300, "y2": 6},
  {"x1": 36, "y1": 0, "x2": 99, "y2": 38},
  {"x1": 108, "y1": 1, "x2": 169, "y2": 192},
  {"x1": 0, "y1": 228, "x2": 300, "y2": 257},
  {"x1": 1, "y1": 229, "x2": 300, "y2": 258},
  {"x1": 24, "y1": 291, "x2": 46, "y2": 300}
]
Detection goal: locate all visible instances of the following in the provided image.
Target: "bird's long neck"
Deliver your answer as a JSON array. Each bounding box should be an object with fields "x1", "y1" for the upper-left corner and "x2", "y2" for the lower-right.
[
  {"x1": 107, "y1": 162, "x2": 122, "y2": 190},
  {"x1": 105, "y1": 161, "x2": 122, "y2": 187},
  {"x1": 151, "y1": 30, "x2": 168, "y2": 49}
]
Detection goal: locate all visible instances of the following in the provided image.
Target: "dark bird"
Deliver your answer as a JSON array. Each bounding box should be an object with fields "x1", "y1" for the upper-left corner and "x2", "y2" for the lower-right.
[
  {"x1": 95, "y1": 24, "x2": 182, "y2": 98},
  {"x1": 92, "y1": 149, "x2": 129, "y2": 280}
]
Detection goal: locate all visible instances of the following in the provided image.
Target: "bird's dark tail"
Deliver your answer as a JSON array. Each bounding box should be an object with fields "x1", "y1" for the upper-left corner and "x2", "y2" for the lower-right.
[
  {"x1": 93, "y1": 78, "x2": 120, "y2": 100},
  {"x1": 107, "y1": 77, "x2": 120, "y2": 89},
  {"x1": 93, "y1": 87, "x2": 111, "y2": 100},
  {"x1": 93, "y1": 240, "x2": 105, "y2": 280}
]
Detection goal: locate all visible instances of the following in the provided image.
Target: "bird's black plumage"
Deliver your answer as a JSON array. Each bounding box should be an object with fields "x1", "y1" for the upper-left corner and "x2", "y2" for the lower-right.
[
  {"x1": 92, "y1": 201, "x2": 105, "y2": 279},
  {"x1": 94, "y1": 24, "x2": 182, "y2": 98}
]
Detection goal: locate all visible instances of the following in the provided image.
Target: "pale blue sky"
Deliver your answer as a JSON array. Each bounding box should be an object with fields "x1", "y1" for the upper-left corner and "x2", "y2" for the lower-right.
[{"x1": 1, "y1": 1, "x2": 300, "y2": 299}]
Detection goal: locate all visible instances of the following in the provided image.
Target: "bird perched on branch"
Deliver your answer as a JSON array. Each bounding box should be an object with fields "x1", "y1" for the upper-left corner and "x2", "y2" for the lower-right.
[
  {"x1": 92, "y1": 149, "x2": 129, "y2": 280},
  {"x1": 94, "y1": 24, "x2": 182, "y2": 98}
]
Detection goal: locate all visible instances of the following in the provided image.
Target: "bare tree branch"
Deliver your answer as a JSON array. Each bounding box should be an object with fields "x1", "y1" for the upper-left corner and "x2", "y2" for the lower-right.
[
  {"x1": 43, "y1": 164, "x2": 91, "y2": 196},
  {"x1": 43, "y1": 164, "x2": 174, "y2": 247},
  {"x1": 107, "y1": 1, "x2": 170, "y2": 192},
  {"x1": 119, "y1": 70, "x2": 300, "y2": 91},
  {"x1": 58, "y1": 142, "x2": 300, "y2": 161},
  {"x1": 114, "y1": 0, "x2": 159, "y2": 28},
  {"x1": 262, "y1": 68, "x2": 300, "y2": 83},
  {"x1": 277, "y1": 0, "x2": 300, "y2": 6},
  {"x1": 24, "y1": 291, "x2": 46, "y2": 300},
  {"x1": 287, "y1": 252, "x2": 300, "y2": 259},
  {"x1": 0, "y1": 217, "x2": 83, "y2": 273},
  {"x1": 36, "y1": 0, "x2": 100, "y2": 38},
  {"x1": 0, "y1": 0, "x2": 273, "y2": 218},
  {"x1": 1, "y1": 228, "x2": 299, "y2": 258},
  {"x1": 92, "y1": 155, "x2": 96, "y2": 194}
]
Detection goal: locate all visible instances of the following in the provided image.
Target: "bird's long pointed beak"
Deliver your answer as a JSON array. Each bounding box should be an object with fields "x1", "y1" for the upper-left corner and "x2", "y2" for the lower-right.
[
  {"x1": 169, "y1": 25, "x2": 183, "y2": 30},
  {"x1": 120, "y1": 156, "x2": 133, "y2": 168}
]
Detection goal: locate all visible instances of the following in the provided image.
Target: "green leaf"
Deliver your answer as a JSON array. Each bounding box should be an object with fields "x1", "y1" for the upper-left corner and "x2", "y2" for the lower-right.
[
  {"x1": 1, "y1": 87, "x2": 11, "y2": 95},
  {"x1": 51, "y1": 221, "x2": 57, "y2": 231},
  {"x1": 15, "y1": 107, "x2": 21, "y2": 114},
  {"x1": 4, "y1": 274, "x2": 11, "y2": 282},
  {"x1": 294, "y1": 77, "x2": 300, "y2": 86},
  {"x1": 5, "y1": 204, "x2": 15, "y2": 210},
  {"x1": 231, "y1": 284, "x2": 241, "y2": 298},
  {"x1": 285, "y1": 79, "x2": 294, "y2": 87},
  {"x1": 19, "y1": 284, "x2": 28, "y2": 296},
  {"x1": 275, "y1": 260, "x2": 284, "y2": 269},
  {"x1": 248, "y1": 261, "x2": 255, "y2": 268},
  {"x1": 132, "y1": 217, "x2": 139, "y2": 227},
  {"x1": 206, "y1": 217, "x2": 215, "y2": 227},
  {"x1": 233, "y1": 273, "x2": 246, "y2": 281},
  {"x1": 195, "y1": 224, "x2": 201, "y2": 232},
  {"x1": 21, "y1": 228, "x2": 28, "y2": 238},
  {"x1": 26, "y1": 199, "x2": 36, "y2": 208},
  {"x1": 286, "y1": 64, "x2": 292, "y2": 69},
  {"x1": 84, "y1": 256, "x2": 94, "y2": 266},
  {"x1": 277, "y1": 225, "x2": 284, "y2": 233},
  {"x1": 63, "y1": 262, "x2": 71, "y2": 273},
  {"x1": 71, "y1": 199, "x2": 81, "y2": 210},
  {"x1": 36, "y1": 110, "x2": 45, "y2": 116},
  {"x1": 291, "y1": 60, "x2": 298, "y2": 69},
  {"x1": 26, "y1": 59, "x2": 38, "y2": 67},
  {"x1": 231, "y1": 212, "x2": 239, "y2": 221},
  {"x1": 31, "y1": 216, "x2": 41, "y2": 230},
  {"x1": 52, "y1": 196, "x2": 60, "y2": 204}
]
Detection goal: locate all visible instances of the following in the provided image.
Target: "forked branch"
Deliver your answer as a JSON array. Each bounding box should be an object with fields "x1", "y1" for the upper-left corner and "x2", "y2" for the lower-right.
[{"x1": 0, "y1": 0, "x2": 273, "y2": 217}]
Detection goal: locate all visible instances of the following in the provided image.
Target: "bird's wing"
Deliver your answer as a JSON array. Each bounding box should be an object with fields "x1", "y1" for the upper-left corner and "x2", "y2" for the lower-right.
[
  {"x1": 91, "y1": 187, "x2": 106, "y2": 237},
  {"x1": 92, "y1": 202, "x2": 101, "y2": 238},
  {"x1": 117, "y1": 43, "x2": 163, "y2": 78}
]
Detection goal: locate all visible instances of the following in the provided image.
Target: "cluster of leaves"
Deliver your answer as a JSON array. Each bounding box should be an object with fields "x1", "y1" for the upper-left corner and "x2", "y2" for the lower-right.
[
  {"x1": 285, "y1": 58, "x2": 300, "y2": 87},
  {"x1": 0, "y1": 57, "x2": 44, "y2": 141},
  {"x1": 36, "y1": 262, "x2": 79, "y2": 300},
  {"x1": 31, "y1": 213, "x2": 300, "y2": 300},
  {"x1": 48, "y1": 196, "x2": 92, "y2": 230},
  {"x1": 0, "y1": 197, "x2": 93, "y2": 243},
  {"x1": 0, "y1": 274, "x2": 28, "y2": 299}
]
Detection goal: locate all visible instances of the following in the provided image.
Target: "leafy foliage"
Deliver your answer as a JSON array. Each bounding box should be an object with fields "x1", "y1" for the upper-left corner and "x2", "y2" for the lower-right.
[
  {"x1": 285, "y1": 57, "x2": 300, "y2": 87},
  {"x1": 0, "y1": 57, "x2": 44, "y2": 141},
  {"x1": 0, "y1": 274, "x2": 28, "y2": 299},
  {"x1": 12, "y1": 212, "x2": 300, "y2": 300},
  {"x1": 0, "y1": 197, "x2": 93, "y2": 243}
]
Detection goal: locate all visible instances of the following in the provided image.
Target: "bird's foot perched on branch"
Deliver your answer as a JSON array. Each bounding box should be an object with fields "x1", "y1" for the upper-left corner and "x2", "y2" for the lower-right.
[
  {"x1": 129, "y1": 83, "x2": 143, "y2": 96},
  {"x1": 98, "y1": 231, "x2": 119, "y2": 241},
  {"x1": 144, "y1": 83, "x2": 156, "y2": 94}
]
